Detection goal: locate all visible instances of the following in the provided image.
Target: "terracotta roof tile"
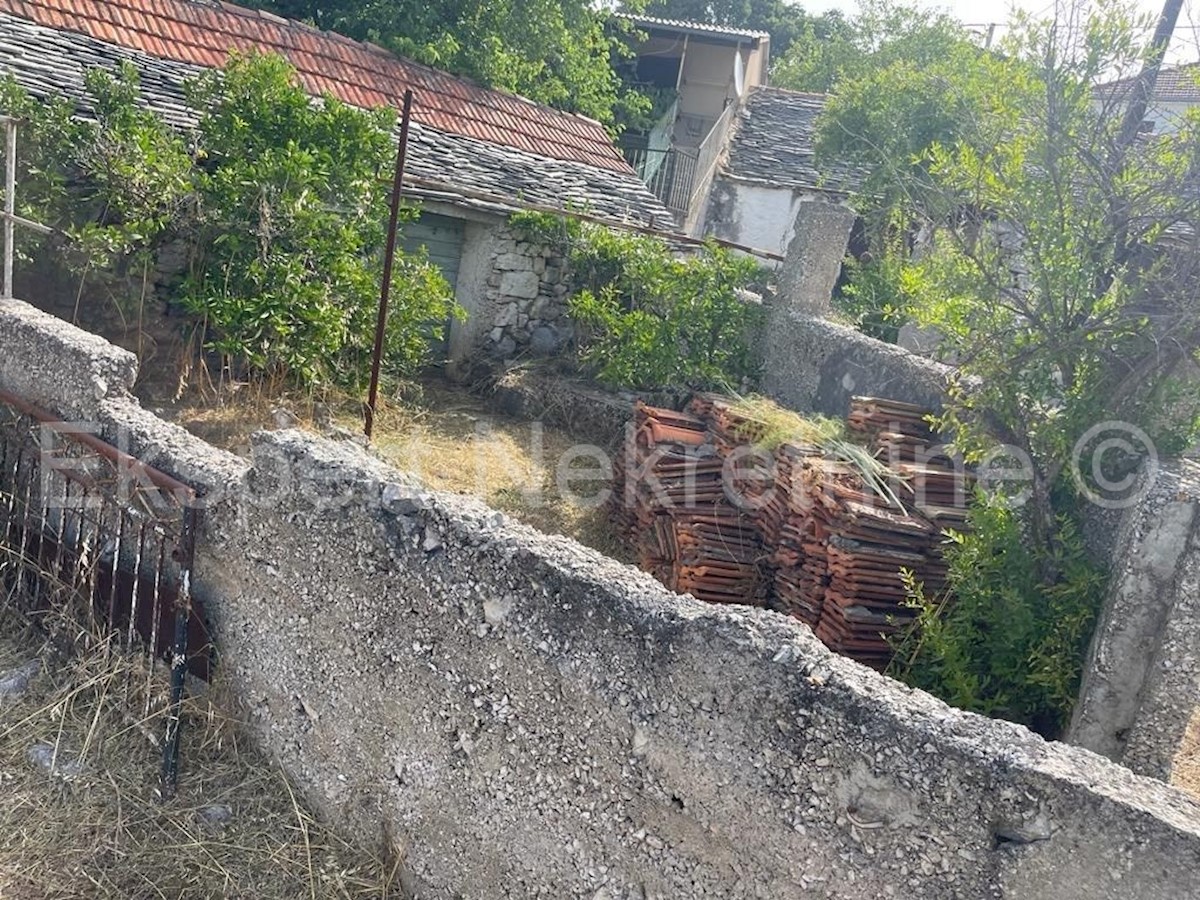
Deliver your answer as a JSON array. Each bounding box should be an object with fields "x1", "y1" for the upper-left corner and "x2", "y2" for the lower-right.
[{"x1": 0, "y1": 2, "x2": 674, "y2": 226}]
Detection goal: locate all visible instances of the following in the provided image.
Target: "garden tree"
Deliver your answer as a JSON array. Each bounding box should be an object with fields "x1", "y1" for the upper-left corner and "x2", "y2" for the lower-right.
[
  {"x1": 636, "y1": 0, "x2": 850, "y2": 60},
  {"x1": 772, "y1": 1, "x2": 970, "y2": 94},
  {"x1": 2, "y1": 55, "x2": 456, "y2": 386},
  {"x1": 826, "y1": 0, "x2": 1200, "y2": 732},
  {"x1": 243, "y1": 0, "x2": 648, "y2": 130}
]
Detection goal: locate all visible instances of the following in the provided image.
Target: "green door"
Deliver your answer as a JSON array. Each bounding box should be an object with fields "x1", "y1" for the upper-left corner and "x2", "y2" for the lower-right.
[{"x1": 401, "y1": 212, "x2": 465, "y2": 360}]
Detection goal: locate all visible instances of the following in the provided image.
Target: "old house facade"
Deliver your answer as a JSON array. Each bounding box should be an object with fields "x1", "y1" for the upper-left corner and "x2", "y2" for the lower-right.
[{"x1": 0, "y1": 0, "x2": 674, "y2": 368}]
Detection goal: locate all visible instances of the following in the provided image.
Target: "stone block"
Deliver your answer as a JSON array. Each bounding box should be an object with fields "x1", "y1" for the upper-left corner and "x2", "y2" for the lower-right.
[
  {"x1": 499, "y1": 270, "x2": 540, "y2": 300},
  {"x1": 494, "y1": 252, "x2": 533, "y2": 271}
]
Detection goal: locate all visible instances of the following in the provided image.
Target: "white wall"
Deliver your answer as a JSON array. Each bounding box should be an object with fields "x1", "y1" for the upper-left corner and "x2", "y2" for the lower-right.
[{"x1": 704, "y1": 181, "x2": 806, "y2": 258}]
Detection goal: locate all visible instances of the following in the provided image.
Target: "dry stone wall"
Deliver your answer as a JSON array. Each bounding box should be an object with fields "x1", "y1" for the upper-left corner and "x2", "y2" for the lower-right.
[
  {"x1": 3, "y1": 296, "x2": 1200, "y2": 899},
  {"x1": 481, "y1": 226, "x2": 573, "y2": 361}
]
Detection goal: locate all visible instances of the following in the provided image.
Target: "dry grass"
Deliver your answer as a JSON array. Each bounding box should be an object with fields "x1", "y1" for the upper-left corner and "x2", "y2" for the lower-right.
[
  {"x1": 0, "y1": 596, "x2": 400, "y2": 899},
  {"x1": 725, "y1": 394, "x2": 907, "y2": 509},
  {"x1": 153, "y1": 378, "x2": 630, "y2": 561},
  {"x1": 1173, "y1": 707, "x2": 1200, "y2": 802}
]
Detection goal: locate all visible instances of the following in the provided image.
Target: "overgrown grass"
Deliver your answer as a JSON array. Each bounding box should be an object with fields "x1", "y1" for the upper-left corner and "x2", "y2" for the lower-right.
[
  {"x1": 724, "y1": 394, "x2": 907, "y2": 509},
  {"x1": 150, "y1": 378, "x2": 630, "y2": 562},
  {"x1": 0, "y1": 590, "x2": 399, "y2": 898}
]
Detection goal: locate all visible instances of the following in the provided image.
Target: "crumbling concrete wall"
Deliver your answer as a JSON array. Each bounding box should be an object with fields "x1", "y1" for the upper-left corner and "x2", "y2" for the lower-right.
[
  {"x1": 761, "y1": 312, "x2": 952, "y2": 418},
  {"x1": 4, "y1": 297, "x2": 1200, "y2": 899},
  {"x1": 1070, "y1": 461, "x2": 1200, "y2": 790}
]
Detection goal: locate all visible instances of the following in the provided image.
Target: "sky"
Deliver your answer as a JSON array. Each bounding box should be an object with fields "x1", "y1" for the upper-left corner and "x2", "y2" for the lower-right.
[{"x1": 809, "y1": 0, "x2": 1200, "y2": 62}]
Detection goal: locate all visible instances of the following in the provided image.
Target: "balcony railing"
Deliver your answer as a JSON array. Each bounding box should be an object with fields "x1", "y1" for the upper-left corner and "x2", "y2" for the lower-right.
[{"x1": 623, "y1": 145, "x2": 698, "y2": 218}]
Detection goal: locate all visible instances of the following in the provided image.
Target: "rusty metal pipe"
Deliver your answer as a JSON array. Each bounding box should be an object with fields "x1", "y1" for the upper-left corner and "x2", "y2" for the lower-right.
[
  {"x1": 365, "y1": 89, "x2": 414, "y2": 440},
  {"x1": 0, "y1": 388, "x2": 196, "y2": 501}
]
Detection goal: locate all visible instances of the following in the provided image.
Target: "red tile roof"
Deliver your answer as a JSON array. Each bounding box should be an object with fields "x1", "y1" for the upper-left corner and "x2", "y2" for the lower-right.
[{"x1": 0, "y1": 0, "x2": 636, "y2": 174}]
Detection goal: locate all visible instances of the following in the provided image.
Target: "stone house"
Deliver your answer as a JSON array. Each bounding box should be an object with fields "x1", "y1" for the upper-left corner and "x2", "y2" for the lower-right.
[
  {"x1": 1096, "y1": 62, "x2": 1200, "y2": 136},
  {"x1": 0, "y1": 0, "x2": 674, "y2": 370},
  {"x1": 615, "y1": 18, "x2": 862, "y2": 267},
  {"x1": 698, "y1": 86, "x2": 862, "y2": 259}
]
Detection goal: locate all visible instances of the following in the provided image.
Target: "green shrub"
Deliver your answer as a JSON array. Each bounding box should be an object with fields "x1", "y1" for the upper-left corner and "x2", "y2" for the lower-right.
[
  {"x1": 834, "y1": 253, "x2": 918, "y2": 343},
  {"x1": 181, "y1": 53, "x2": 458, "y2": 384},
  {"x1": 889, "y1": 492, "x2": 1107, "y2": 736},
  {"x1": 511, "y1": 212, "x2": 765, "y2": 391},
  {"x1": 2, "y1": 54, "x2": 459, "y2": 387}
]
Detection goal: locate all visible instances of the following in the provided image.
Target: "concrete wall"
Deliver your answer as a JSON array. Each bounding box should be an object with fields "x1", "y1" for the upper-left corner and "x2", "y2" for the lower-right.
[
  {"x1": 703, "y1": 177, "x2": 854, "y2": 261},
  {"x1": 1069, "y1": 460, "x2": 1200, "y2": 789},
  {"x1": 4, "y1": 296, "x2": 1200, "y2": 898},
  {"x1": 760, "y1": 311, "x2": 952, "y2": 419},
  {"x1": 704, "y1": 179, "x2": 801, "y2": 256}
]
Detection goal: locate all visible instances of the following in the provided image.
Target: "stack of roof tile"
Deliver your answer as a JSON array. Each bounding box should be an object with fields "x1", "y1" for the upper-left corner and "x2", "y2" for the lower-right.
[
  {"x1": 614, "y1": 394, "x2": 972, "y2": 671},
  {"x1": 848, "y1": 396, "x2": 936, "y2": 462},
  {"x1": 613, "y1": 403, "x2": 768, "y2": 605}
]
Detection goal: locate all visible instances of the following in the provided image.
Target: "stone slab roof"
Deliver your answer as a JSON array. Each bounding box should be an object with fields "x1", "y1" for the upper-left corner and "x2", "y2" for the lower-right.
[
  {"x1": 722, "y1": 86, "x2": 862, "y2": 195},
  {"x1": 0, "y1": 1, "x2": 674, "y2": 227}
]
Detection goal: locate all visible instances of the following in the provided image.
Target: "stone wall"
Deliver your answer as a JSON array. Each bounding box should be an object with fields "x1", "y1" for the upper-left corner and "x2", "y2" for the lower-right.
[
  {"x1": 13, "y1": 238, "x2": 193, "y2": 387},
  {"x1": 477, "y1": 224, "x2": 572, "y2": 362},
  {"x1": 1069, "y1": 460, "x2": 1200, "y2": 792},
  {"x1": 4, "y1": 296, "x2": 1200, "y2": 899}
]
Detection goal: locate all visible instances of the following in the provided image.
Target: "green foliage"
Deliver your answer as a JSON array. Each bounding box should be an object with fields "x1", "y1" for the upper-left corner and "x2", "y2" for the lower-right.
[
  {"x1": 183, "y1": 54, "x2": 399, "y2": 382},
  {"x1": 889, "y1": 495, "x2": 1107, "y2": 736},
  {"x1": 245, "y1": 0, "x2": 647, "y2": 131},
  {"x1": 511, "y1": 213, "x2": 764, "y2": 391},
  {"x1": 2, "y1": 54, "x2": 458, "y2": 386},
  {"x1": 73, "y1": 66, "x2": 194, "y2": 265},
  {"x1": 821, "y1": 0, "x2": 1200, "y2": 729},
  {"x1": 773, "y1": 1, "x2": 965, "y2": 94},
  {"x1": 834, "y1": 250, "x2": 921, "y2": 343},
  {"x1": 0, "y1": 77, "x2": 88, "y2": 258}
]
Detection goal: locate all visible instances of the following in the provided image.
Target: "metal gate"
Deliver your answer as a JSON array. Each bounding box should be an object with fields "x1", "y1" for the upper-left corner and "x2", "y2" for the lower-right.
[{"x1": 0, "y1": 389, "x2": 208, "y2": 797}]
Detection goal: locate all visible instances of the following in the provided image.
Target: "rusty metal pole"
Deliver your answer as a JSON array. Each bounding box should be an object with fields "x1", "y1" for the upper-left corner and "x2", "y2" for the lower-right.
[
  {"x1": 161, "y1": 501, "x2": 200, "y2": 800},
  {"x1": 365, "y1": 90, "x2": 414, "y2": 440}
]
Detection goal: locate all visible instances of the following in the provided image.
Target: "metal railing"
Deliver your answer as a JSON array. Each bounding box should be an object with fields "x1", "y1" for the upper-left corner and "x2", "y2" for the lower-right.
[
  {"x1": 622, "y1": 99, "x2": 740, "y2": 227},
  {"x1": 0, "y1": 389, "x2": 206, "y2": 798},
  {"x1": 624, "y1": 145, "x2": 699, "y2": 218},
  {"x1": 682, "y1": 100, "x2": 740, "y2": 230}
]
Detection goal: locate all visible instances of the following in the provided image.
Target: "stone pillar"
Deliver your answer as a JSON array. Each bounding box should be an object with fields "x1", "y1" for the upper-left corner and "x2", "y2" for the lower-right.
[{"x1": 773, "y1": 200, "x2": 856, "y2": 316}]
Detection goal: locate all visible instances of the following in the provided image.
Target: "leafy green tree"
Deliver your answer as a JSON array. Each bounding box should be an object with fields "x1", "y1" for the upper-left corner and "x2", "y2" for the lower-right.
[
  {"x1": 2, "y1": 55, "x2": 458, "y2": 386},
  {"x1": 182, "y1": 53, "x2": 457, "y2": 384},
  {"x1": 828, "y1": 0, "x2": 1200, "y2": 730},
  {"x1": 245, "y1": 0, "x2": 647, "y2": 130},
  {"x1": 772, "y1": 1, "x2": 967, "y2": 93}
]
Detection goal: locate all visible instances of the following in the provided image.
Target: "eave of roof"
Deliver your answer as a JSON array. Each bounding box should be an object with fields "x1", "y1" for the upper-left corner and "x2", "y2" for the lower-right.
[
  {"x1": 1098, "y1": 62, "x2": 1200, "y2": 104},
  {"x1": 617, "y1": 12, "x2": 769, "y2": 44},
  {"x1": 722, "y1": 86, "x2": 863, "y2": 195},
  {"x1": 0, "y1": 8, "x2": 676, "y2": 228}
]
